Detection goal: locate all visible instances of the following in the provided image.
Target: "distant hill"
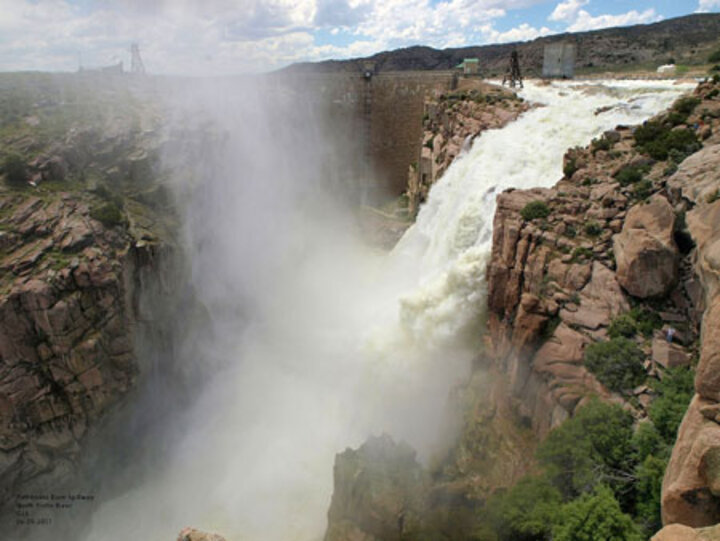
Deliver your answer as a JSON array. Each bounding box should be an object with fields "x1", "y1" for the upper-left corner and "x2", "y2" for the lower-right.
[{"x1": 284, "y1": 13, "x2": 720, "y2": 76}]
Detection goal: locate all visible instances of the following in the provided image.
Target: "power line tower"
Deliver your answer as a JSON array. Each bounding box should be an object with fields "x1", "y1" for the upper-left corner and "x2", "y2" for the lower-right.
[
  {"x1": 130, "y1": 43, "x2": 146, "y2": 74},
  {"x1": 502, "y1": 50, "x2": 523, "y2": 89}
]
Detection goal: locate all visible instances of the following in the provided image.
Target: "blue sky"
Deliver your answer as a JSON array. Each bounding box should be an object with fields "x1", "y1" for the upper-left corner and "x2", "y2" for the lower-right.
[{"x1": 0, "y1": 0, "x2": 716, "y2": 75}]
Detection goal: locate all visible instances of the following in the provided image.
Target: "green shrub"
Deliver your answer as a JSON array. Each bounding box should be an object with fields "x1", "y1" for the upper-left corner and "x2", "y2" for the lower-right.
[
  {"x1": 708, "y1": 189, "x2": 720, "y2": 204},
  {"x1": 537, "y1": 398, "x2": 635, "y2": 499},
  {"x1": 635, "y1": 122, "x2": 700, "y2": 161},
  {"x1": 563, "y1": 156, "x2": 578, "y2": 178},
  {"x1": 521, "y1": 200, "x2": 551, "y2": 221},
  {"x1": 571, "y1": 246, "x2": 593, "y2": 263},
  {"x1": 633, "y1": 178, "x2": 654, "y2": 200},
  {"x1": 90, "y1": 202, "x2": 125, "y2": 227},
  {"x1": 614, "y1": 165, "x2": 646, "y2": 186},
  {"x1": 3, "y1": 153, "x2": 28, "y2": 185},
  {"x1": 584, "y1": 222, "x2": 602, "y2": 237},
  {"x1": 709, "y1": 49, "x2": 720, "y2": 63},
  {"x1": 591, "y1": 136, "x2": 612, "y2": 154},
  {"x1": 649, "y1": 366, "x2": 694, "y2": 442},
  {"x1": 486, "y1": 476, "x2": 562, "y2": 541},
  {"x1": 564, "y1": 224, "x2": 577, "y2": 238},
  {"x1": 635, "y1": 455, "x2": 667, "y2": 534},
  {"x1": 673, "y1": 96, "x2": 701, "y2": 116},
  {"x1": 628, "y1": 307, "x2": 663, "y2": 337},
  {"x1": 633, "y1": 421, "x2": 666, "y2": 463},
  {"x1": 666, "y1": 110, "x2": 689, "y2": 127},
  {"x1": 584, "y1": 337, "x2": 646, "y2": 393},
  {"x1": 552, "y1": 485, "x2": 643, "y2": 541},
  {"x1": 608, "y1": 314, "x2": 637, "y2": 338}
]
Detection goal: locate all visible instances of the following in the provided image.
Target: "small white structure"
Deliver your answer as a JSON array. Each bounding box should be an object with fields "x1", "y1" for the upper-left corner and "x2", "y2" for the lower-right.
[{"x1": 657, "y1": 64, "x2": 676, "y2": 75}]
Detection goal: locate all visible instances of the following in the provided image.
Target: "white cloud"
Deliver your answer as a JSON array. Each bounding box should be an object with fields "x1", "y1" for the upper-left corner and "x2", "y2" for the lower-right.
[
  {"x1": 0, "y1": 0, "x2": 673, "y2": 74},
  {"x1": 549, "y1": 0, "x2": 588, "y2": 23},
  {"x1": 567, "y1": 8, "x2": 661, "y2": 31},
  {"x1": 696, "y1": 0, "x2": 720, "y2": 12}
]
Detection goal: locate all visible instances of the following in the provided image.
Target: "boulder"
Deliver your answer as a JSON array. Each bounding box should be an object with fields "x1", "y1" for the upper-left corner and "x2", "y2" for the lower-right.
[
  {"x1": 662, "y1": 395, "x2": 720, "y2": 527},
  {"x1": 652, "y1": 523, "x2": 701, "y2": 541},
  {"x1": 613, "y1": 194, "x2": 678, "y2": 298},
  {"x1": 652, "y1": 336, "x2": 692, "y2": 369},
  {"x1": 668, "y1": 144, "x2": 720, "y2": 205},
  {"x1": 559, "y1": 262, "x2": 629, "y2": 330},
  {"x1": 652, "y1": 523, "x2": 720, "y2": 541}
]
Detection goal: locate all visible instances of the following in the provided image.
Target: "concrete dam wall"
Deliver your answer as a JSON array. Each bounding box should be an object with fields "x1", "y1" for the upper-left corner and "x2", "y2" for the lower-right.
[{"x1": 285, "y1": 70, "x2": 456, "y2": 199}]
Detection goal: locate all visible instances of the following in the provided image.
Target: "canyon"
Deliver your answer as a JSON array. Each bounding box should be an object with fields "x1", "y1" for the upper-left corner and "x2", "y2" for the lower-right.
[{"x1": 2, "y1": 65, "x2": 720, "y2": 541}]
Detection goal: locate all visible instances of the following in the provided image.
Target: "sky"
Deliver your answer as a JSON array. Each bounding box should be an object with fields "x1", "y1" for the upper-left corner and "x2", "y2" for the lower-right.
[{"x1": 0, "y1": 0, "x2": 717, "y2": 75}]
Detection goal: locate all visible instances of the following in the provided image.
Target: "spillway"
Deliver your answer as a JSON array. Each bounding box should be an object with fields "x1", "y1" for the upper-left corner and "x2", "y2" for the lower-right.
[{"x1": 83, "y1": 79, "x2": 694, "y2": 541}]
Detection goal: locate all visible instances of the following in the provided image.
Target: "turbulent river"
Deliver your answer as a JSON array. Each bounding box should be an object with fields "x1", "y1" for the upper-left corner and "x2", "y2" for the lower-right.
[{"x1": 84, "y1": 79, "x2": 693, "y2": 541}]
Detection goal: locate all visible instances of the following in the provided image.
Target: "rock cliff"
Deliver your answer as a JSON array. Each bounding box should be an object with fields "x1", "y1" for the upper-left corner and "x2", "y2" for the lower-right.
[
  {"x1": 324, "y1": 77, "x2": 720, "y2": 539},
  {"x1": 661, "y1": 137, "x2": 720, "y2": 527},
  {"x1": 0, "y1": 73, "x2": 180, "y2": 513},
  {"x1": 407, "y1": 82, "x2": 529, "y2": 216}
]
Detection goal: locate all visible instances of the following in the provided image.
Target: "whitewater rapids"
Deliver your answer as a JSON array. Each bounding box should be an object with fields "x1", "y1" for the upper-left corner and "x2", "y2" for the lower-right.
[{"x1": 84, "y1": 79, "x2": 694, "y2": 541}]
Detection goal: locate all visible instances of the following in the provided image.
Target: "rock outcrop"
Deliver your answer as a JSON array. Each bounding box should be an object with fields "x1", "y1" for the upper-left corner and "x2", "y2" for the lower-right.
[
  {"x1": 325, "y1": 434, "x2": 427, "y2": 541},
  {"x1": 614, "y1": 194, "x2": 679, "y2": 298},
  {"x1": 0, "y1": 74, "x2": 180, "y2": 512},
  {"x1": 0, "y1": 190, "x2": 151, "y2": 506},
  {"x1": 662, "y1": 140, "x2": 720, "y2": 527},
  {"x1": 407, "y1": 82, "x2": 529, "y2": 215}
]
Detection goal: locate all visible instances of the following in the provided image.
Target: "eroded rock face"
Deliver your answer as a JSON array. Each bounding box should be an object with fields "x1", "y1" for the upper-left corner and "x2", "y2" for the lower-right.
[
  {"x1": 663, "y1": 395, "x2": 720, "y2": 527},
  {"x1": 0, "y1": 193, "x2": 144, "y2": 506},
  {"x1": 613, "y1": 194, "x2": 678, "y2": 298},
  {"x1": 325, "y1": 434, "x2": 427, "y2": 541},
  {"x1": 663, "y1": 197, "x2": 720, "y2": 527}
]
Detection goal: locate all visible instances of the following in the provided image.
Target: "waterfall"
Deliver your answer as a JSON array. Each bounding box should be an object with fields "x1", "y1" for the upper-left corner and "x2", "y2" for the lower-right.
[
  {"x1": 390, "y1": 79, "x2": 694, "y2": 344},
  {"x1": 82, "y1": 79, "x2": 694, "y2": 541}
]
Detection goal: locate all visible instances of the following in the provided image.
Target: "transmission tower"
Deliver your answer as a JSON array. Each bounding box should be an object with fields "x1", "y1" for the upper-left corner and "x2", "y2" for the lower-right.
[
  {"x1": 130, "y1": 43, "x2": 146, "y2": 74},
  {"x1": 502, "y1": 50, "x2": 523, "y2": 89}
]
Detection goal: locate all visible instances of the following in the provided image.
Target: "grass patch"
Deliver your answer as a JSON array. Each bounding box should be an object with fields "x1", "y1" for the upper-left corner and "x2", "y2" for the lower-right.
[{"x1": 584, "y1": 221, "x2": 602, "y2": 237}]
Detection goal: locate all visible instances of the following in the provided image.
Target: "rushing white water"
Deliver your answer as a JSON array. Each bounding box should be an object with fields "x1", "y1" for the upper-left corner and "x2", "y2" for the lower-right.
[
  {"x1": 392, "y1": 79, "x2": 695, "y2": 342},
  {"x1": 83, "y1": 79, "x2": 693, "y2": 541}
]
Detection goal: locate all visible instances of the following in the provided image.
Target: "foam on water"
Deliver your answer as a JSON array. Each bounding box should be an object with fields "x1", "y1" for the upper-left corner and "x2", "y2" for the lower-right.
[{"x1": 391, "y1": 79, "x2": 694, "y2": 343}]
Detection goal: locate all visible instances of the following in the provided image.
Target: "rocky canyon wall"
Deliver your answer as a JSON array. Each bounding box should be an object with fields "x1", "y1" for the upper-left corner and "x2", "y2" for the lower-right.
[{"x1": 325, "y1": 78, "x2": 720, "y2": 540}]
